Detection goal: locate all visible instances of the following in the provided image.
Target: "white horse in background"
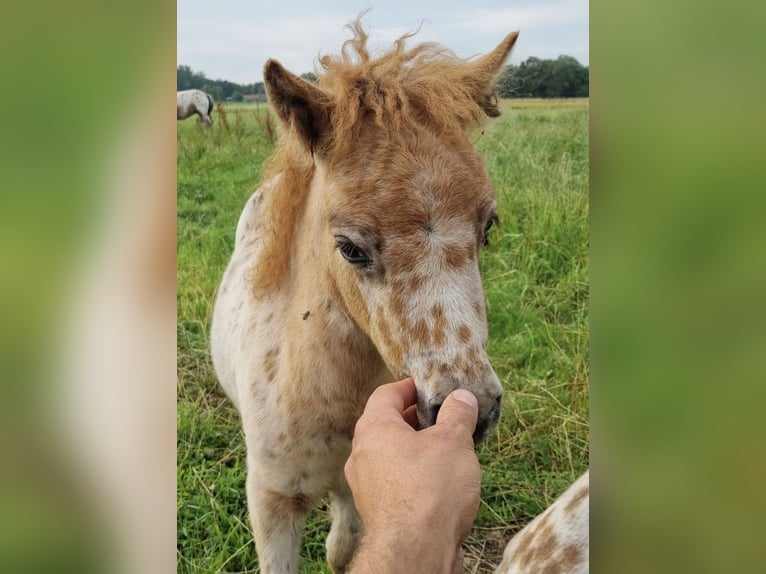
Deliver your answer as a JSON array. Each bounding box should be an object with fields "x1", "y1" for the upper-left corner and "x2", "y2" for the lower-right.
[{"x1": 177, "y1": 89, "x2": 214, "y2": 126}]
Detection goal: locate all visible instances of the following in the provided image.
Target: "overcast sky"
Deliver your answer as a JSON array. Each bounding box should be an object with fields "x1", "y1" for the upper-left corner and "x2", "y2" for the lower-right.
[{"x1": 178, "y1": 1, "x2": 588, "y2": 85}]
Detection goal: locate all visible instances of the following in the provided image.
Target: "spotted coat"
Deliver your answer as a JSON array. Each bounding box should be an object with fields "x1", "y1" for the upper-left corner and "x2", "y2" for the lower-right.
[{"x1": 495, "y1": 471, "x2": 589, "y2": 574}]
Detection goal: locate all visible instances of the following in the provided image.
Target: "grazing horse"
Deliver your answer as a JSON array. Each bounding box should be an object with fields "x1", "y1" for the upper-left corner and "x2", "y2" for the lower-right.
[
  {"x1": 177, "y1": 89, "x2": 214, "y2": 125},
  {"x1": 210, "y1": 20, "x2": 518, "y2": 574}
]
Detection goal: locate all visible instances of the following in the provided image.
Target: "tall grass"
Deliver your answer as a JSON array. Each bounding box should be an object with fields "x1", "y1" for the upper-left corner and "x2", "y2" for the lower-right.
[{"x1": 177, "y1": 99, "x2": 589, "y2": 573}]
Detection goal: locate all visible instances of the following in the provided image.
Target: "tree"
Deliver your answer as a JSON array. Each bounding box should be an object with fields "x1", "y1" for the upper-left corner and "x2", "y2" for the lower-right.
[
  {"x1": 500, "y1": 56, "x2": 589, "y2": 98},
  {"x1": 549, "y1": 56, "x2": 584, "y2": 97},
  {"x1": 202, "y1": 83, "x2": 223, "y2": 102},
  {"x1": 496, "y1": 65, "x2": 518, "y2": 98},
  {"x1": 300, "y1": 72, "x2": 318, "y2": 84},
  {"x1": 232, "y1": 91, "x2": 243, "y2": 102},
  {"x1": 177, "y1": 65, "x2": 193, "y2": 90}
]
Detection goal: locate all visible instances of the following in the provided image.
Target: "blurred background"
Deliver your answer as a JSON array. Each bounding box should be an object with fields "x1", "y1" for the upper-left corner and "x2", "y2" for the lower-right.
[
  {"x1": 592, "y1": 0, "x2": 766, "y2": 571},
  {"x1": 0, "y1": 1, "x2": 175, "y2": 573}
]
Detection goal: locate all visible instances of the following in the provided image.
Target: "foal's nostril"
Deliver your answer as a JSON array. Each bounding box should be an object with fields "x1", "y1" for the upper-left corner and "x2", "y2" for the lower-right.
[
  {"x1": 430, "y1": 401, "x2": 442, "y2": 424},
  {"x1": 473, "y1": 419, "x2": 488, "y2": 444},
  {"x1": 417, "y1": 399, "x2": 444, "y2": 429}
]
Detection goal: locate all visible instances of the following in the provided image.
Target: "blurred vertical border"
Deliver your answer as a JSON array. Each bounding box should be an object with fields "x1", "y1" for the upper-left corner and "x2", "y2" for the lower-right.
[
  {"x1": 0, "y1": 1, "x2": 176, "y2": 573},
  {"x1": 592, "y1": 0, "x2": 766, "y2": 571}
]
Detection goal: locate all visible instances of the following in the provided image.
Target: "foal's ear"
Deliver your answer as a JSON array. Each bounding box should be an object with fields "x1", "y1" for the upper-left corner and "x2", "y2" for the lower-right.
[
  {"x1": 264, "y1": 60, "x2": 334, "y2": 153},
  {"x1": 464, "y1": 31, "x2": 519, "y2": 118}
]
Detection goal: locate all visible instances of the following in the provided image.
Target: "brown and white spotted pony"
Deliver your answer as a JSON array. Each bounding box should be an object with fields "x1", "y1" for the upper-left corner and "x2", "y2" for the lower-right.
[
  {"x1": 210, "y1": 21, "x2": 518, "y2": 574},
  {"x1": 177, "y1": 89, "x2": 214, "y2": 126},
  {"x1": 495, "y1": 471, "x2": 589, "y2": 573}
]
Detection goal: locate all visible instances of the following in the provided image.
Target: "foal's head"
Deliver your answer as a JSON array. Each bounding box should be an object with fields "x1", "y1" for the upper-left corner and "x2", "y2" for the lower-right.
[{"x1": 264, "y1": 23, "x2": 518, "y2": 441}]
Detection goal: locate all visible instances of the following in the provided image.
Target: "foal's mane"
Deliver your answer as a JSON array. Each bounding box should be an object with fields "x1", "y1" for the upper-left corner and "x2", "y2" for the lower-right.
[
  {"x1": 316, "y1": 19, "x2": 500, "y2": 154},
  {"x1": 253, "y1": 20, "x2": 505, "y2": 294}
]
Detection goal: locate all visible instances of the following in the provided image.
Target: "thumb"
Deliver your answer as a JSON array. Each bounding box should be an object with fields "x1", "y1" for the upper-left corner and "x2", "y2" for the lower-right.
[{"x1": 435, "y1": 389, "x2": 479, "y2": 437}]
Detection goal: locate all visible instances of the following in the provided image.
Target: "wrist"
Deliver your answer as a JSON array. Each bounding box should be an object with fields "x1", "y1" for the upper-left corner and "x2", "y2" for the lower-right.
[{"x1": 350, "y1": 523, "x2": 457, "y2": 573}]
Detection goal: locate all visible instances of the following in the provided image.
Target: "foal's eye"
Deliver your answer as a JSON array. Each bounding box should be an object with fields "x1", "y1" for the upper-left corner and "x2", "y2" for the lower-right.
[
  {"x1": 482, "y1": 216, "x2": 499, "y2": 247},
  {"x1": 335, "y1": 236, "x2": 370, "y2": 268}
]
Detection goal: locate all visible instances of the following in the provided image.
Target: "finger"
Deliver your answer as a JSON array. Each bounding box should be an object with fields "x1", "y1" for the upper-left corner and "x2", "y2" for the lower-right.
[
  {"x1": 401, "y1": 404, "x2": 419, "y2": 429},
  {"x1": 362, "y1": 378, "x2": 418, "y2": 425},
  {"x1": 355, "y1": 378, "x2": 417, "y2": 435},
  {"x1": 434, "y1": 389, "x2": 478, "y2": 438}
]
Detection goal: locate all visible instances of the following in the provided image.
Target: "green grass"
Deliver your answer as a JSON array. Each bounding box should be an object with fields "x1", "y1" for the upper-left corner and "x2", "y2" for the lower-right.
[{"x1": 177, "y1": 99, "x2": 589, "y2": 573}]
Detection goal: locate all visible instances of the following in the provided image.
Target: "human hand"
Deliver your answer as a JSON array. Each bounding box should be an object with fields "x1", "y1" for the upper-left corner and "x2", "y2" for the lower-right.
[{"x1": 345, "y1": 378, "x2": 481, "y2": 573}]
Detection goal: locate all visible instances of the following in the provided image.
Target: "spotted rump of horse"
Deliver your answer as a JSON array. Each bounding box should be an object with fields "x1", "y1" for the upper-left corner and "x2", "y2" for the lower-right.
[
  {"x1": 495, "y1": 471, "x2": 589, "y2": 573},
  {"x1": 211, "y1": 20, "x2": 519, "y2": 573},
  {"x1": 177, "y1": 89, "x2": 214, "y2": 125}
]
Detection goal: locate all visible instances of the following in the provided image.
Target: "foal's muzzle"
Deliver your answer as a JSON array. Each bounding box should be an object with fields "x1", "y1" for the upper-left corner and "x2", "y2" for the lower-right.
[{"x1": 418, "y1": 392, "x2": 502, "y2": 443}]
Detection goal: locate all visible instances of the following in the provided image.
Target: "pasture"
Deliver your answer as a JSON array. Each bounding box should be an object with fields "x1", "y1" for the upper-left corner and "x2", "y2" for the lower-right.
[{"x1": 177, "y1": 98, "x2": 589, "y2": 573}]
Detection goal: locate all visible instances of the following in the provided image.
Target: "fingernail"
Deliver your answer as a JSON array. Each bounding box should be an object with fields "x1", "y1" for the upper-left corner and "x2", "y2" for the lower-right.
[{"x1": 452, "y1": 389, "x2": 478, "y2": 408}]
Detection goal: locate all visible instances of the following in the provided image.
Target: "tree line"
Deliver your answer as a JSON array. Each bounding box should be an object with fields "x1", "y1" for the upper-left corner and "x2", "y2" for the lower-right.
[
  {"x1": 178, "y1": 54, "x2": 588, "y2": 101},
  {"x1": 177, "y1": 65, "x2": 265, "y2": 103},
  {"x1": 497, "y1": 55, "x2": 588, "y2": 98}
]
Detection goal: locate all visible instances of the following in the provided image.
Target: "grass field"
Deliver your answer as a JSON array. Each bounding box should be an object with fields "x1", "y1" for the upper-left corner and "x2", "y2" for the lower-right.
[{"x1": 177, "y1": 98, "x2": 589, "y2": 573}]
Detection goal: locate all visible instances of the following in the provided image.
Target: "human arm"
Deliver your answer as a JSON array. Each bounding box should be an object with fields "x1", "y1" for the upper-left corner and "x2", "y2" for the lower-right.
[{"x1": 344, "y1": 378, "x2": 481, "y2": 573}]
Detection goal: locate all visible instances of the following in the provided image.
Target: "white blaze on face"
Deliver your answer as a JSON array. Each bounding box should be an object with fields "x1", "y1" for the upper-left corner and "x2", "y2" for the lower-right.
[{"x1": 361, "y1": 223, "x2": 503, "y2": 437}]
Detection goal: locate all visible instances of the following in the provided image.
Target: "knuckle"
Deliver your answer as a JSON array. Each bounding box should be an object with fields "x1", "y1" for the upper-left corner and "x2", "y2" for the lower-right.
[
  {"x1": 343, "y1": 457, "x2": 354, "y2": 479},
  {"x1": 353, "y1": 414, "x2": 371, "y2": 436},
  {"x1": 437, "y1": 422, "x2": 466, "y2": 443},
  {"x1": 441, "y1": 411, "x2": 472, "y2": 434}
]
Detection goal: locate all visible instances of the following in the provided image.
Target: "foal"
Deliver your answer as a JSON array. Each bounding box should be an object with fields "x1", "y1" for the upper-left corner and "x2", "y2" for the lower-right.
[{"x1": 211, "y1": 22, "x2": 518, "y2": 573}]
